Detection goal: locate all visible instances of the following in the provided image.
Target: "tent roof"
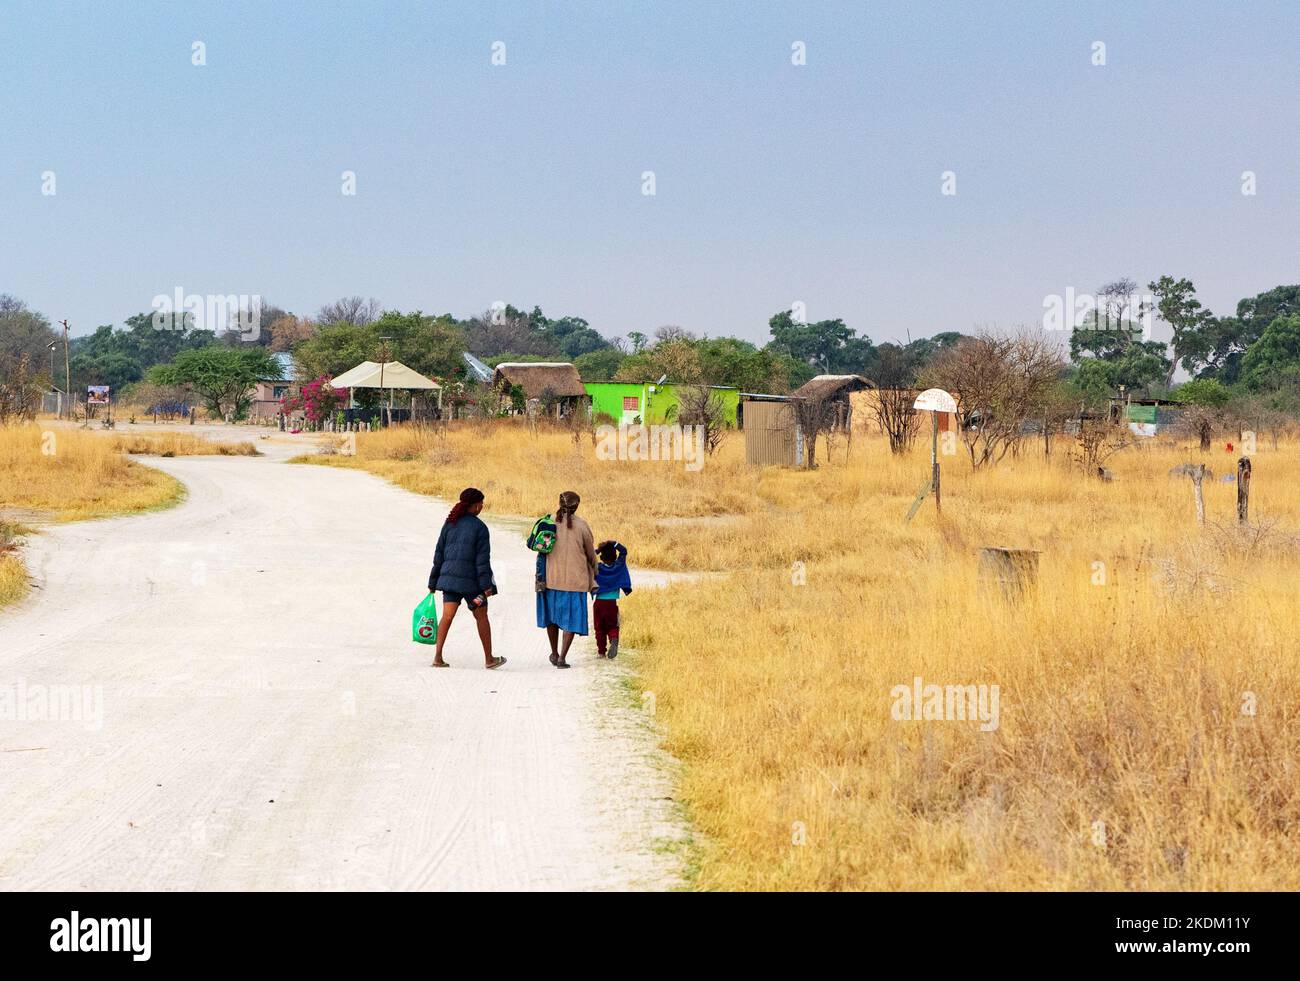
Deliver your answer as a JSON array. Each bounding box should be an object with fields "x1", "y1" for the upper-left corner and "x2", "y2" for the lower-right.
[{"x1": 329, "y1": 360, "x2": 440, "y2": 390}]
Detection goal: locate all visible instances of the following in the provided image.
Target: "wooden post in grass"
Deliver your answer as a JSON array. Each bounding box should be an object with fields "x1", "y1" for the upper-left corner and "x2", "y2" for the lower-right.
[
  {"x1": 1237, "y1": 457, "x2": 1251, "y2": 525},
  {"x1": 1191, "y1": 463, "x2": 1206, "y2": 526},
  {"x1": 978, "y1": 547, "x2": 1040, "y2": 600}
]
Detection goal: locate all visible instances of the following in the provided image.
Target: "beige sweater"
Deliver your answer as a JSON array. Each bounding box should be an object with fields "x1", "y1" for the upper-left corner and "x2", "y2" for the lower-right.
[{"x1": 544, "y1": 514, "x2": 597, "y2": 592}]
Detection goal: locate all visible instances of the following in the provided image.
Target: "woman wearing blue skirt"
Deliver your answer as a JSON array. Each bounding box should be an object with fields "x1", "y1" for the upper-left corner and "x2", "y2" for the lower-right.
[{"x1": 536, "y1": 490, "x2": 597, "y2": 668}]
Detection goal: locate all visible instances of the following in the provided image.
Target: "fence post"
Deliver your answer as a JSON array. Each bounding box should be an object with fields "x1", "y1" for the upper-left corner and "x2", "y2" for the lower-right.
[
  {"x1": 1237, "y1": 457, "x2": 1251, "y2": 524},
  {"x1": 1191, "y1": 463, "x2": 1206, "y2": 525}
]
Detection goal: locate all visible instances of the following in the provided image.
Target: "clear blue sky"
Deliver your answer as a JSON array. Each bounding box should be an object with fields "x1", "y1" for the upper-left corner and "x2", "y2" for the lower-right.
[{"x1": 2, "y1": 0, "x2": 1296, "y2": 347}]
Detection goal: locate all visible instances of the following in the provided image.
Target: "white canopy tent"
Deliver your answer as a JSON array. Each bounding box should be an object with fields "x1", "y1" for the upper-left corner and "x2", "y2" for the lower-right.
[{"x1": 328, "y1": 360, "x2": 442, "y2": 421}]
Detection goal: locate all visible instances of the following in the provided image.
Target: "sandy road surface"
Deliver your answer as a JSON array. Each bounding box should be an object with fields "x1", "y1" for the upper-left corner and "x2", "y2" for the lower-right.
[{"x1": 0, "y1": 432, "x2": 685, "y2": 890}]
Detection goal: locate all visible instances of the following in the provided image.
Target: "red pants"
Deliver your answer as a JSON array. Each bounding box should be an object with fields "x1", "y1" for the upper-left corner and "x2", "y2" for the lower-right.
[{"x1": 593, "y1": 598, "x2": 620, "y2": 654}]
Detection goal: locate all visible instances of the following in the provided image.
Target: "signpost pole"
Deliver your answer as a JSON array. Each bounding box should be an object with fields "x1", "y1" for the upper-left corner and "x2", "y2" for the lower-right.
[
  {"x1": 931, "y1": 411, "x2": 940, "y2": 514},
  {"x1": 905, "y1": 388, "x2": 957, "y2": 524}
]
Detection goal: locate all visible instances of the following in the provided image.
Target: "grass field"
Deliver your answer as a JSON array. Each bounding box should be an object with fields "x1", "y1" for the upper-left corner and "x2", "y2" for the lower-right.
[
  {"x1": 0, "y1": 520, "x2": 28, "y2": 607},
  {"x1": 306, "y1": 419, "x2": 1300, "y2": 890}
]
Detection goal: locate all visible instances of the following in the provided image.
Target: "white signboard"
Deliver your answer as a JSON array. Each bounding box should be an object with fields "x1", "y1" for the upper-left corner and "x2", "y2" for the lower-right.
[{"x1": 913, "y1": 388, "x2": 957, "y2": 414}]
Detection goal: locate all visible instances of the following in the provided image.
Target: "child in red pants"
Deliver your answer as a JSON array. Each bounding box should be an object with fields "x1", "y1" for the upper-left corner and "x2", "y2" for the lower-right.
[{"x1": 592, "y1": 540, "x2": 632, "y2": 658}]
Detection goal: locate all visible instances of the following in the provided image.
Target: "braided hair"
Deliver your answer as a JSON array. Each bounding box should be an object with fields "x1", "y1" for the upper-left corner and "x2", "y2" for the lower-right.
[{"x1": 556, "y1": 490, "x2": 580, "y2": 528}]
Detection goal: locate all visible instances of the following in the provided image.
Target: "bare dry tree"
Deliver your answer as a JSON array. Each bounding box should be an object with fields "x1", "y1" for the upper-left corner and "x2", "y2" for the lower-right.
[
  {"x1": 316, "y1": 296, "x2": 381, "y2": 327},
  {"x1": 1173, "y1": 403, "x2": 1222, "y2": 451},
  {"x1": 791, "y1": 390, "x2": 839, "y2": 469},
  {"x1": 873, "y1": 387, "x2": 919, "y2": 454},
  {"x1": 1072, "y1": 419, "x2": 1132, "y2": 478},
  {"x1": 674, "y1": 384, "x2": 729, "y2": 455},
  {"x1": 0, "y1": 354, "x2": 42, "y2": 423},
  {"x1": 922, "y1": 331, "x2": 1065, "y2": 469}
]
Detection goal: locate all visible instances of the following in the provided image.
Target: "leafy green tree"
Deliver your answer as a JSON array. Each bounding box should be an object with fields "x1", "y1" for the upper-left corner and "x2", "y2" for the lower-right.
[
  {"x1": 1147, "y1": 275, "x2": 1215, "y2": 382},
  {"x1": 0, "y1": 295, "x2": 58, "y2": 384},
  {"x1": 767, "y1": 310, "x2": 873, "y2": 374},
  {"x1": 69, "y1": 351, "x2": 144, "y2": 391},
  {"x1": 151, "y1": 347, "x2": 281, "y2": 419},
  {"x1": 574, "y1": 347, "x2": 625, "y2": 381},
  {"x1": 1175, "y1": 378, "x2": 1232, "y2": 408},
  {"x1": 1194, "y1": 284, "x2": 1300, "y2": 383},
  {"x1": 293, "y1": 311, "x2": 465, "y2": 381},
  {"x1": 1239, "y1": 314, "x2": 1300, "y2": 391}
]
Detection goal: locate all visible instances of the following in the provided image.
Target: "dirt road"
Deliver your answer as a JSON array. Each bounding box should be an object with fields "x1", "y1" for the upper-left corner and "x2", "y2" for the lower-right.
[{"x1": 0, "y1": 433, "x2": 685, "y2": 890}]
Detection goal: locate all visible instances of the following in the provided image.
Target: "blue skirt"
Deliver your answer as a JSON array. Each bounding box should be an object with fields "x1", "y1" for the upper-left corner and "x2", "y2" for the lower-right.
[{"x1": 536, "y1": 589, "x2": 589, "y2": 635}]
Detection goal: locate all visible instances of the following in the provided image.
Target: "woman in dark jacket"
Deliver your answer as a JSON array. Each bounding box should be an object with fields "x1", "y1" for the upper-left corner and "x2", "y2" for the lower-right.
[{"x1": 427, "y1": 487, "x2": 506, "y2": 670}]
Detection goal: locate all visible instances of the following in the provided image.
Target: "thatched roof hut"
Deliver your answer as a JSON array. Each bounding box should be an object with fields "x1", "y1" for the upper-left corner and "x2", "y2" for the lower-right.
[
  {"x1": 491, "y1": 362, "x2": 588, "y2": 399},
  {"x1": 791, "y1": 374, "x2": 874, "y2": 401}
]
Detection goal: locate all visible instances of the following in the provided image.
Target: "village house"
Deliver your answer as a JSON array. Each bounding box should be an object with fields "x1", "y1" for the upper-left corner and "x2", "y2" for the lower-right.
[
  {"x1": 250, "y1": 352, "x2": 299, "y2": 423},
  {"x1": 491, "y1": 362, "x2": 589, "y2": 417},
  {"x1": 584, "y1": 380, "x2": 740, "y2": 427}
]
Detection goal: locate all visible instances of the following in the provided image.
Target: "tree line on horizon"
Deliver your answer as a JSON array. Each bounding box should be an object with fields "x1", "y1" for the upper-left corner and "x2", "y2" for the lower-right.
[{"x1": 3, "y1": 276, "x2": 1300, "y2": 424}]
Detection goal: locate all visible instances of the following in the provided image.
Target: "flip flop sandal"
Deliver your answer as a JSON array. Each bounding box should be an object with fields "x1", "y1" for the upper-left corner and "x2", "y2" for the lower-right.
[
  {"x1": 486, "y1": 656, "x2": 507, "y2": 670},
  {"x1": 432, "y1": 661, "x2": 450, "y2": 668},
  {"x1": 549, "y1": 652, "x2": 559, "y2": 666},
  {"x1": 556, "y1": 661, "x2": 571, "y2": 669}
]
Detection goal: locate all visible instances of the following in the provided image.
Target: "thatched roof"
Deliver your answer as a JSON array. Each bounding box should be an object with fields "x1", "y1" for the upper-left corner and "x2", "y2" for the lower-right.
[
  {"x1": 491, "y1": 362, "x2": 587, "y2": 399},
  {"x1": 791, "y1": 374, "x2": 874, "y2": 401}
]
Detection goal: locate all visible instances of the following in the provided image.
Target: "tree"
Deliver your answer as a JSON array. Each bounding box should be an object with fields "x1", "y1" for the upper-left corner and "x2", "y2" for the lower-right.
[
  {"x1": 1239, "y1": 314, "x2": 1300, "y2": 391},
  {"x1": 0, "y1": 295, "x2": 58, "y2": 384},
  {"x1": 151, "y1": 347, "x2": 282, "y2": 419},
  {"x1": 615, "y1": 338, "x2": 702, "y2": 384},
  {"x1": 268, "y1": 314, "x2": 317, "y2": 352},
  {"x1": 292, "y1": 311, "x2": 466, "y2": 382},
  {"x1": 790, "y1": 388, "x2": 840, "y2": 469},
  {"x1": 767, "y1": 310, "x2": 873, "y2": 374},
  {"x1": 1174, "y1": 378, "x2": 1232, "y2": 451},
  {"x1": 863, "y1": 342, "x2": 923, "y2": 453},
  {"x1": 1147, "y1": 275, "x2": 1215, "y2": 382},
  {"x1": 695, "y1": 336, "x2": 794, "y2": 392},
  {"x1": 922, "y1": 332, "x2": 1065, "y2": 469},
  {"x1": 0, "y1": 355, "x2": 43, "y2": 422},
  {"x1": 317, "y1": 296, "x2": 381, "y2": 327},
  {"x1": 574, "y1": 347, "x2": 625, "y2": 381},
  {"x1": 464, "y1": 307, "x2": 558, "y2": 359},
  {"x1": 673, "y1": 384, "x2": 729, "y2": 454}
]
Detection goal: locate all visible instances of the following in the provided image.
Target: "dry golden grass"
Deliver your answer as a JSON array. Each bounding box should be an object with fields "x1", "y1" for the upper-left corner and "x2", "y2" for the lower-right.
[
  {"x1": 0, "y1": 425, "x2": 184, "y2": 522},
  {"x1": 0, "y1": 521, "x2": 27, "y2": 607},
  {"x1": 109, "y1": 432, "x2": 260, "y2": 457},
  {"x1": 262, "y1": 420, "x2": 1300, "y2": 889}
]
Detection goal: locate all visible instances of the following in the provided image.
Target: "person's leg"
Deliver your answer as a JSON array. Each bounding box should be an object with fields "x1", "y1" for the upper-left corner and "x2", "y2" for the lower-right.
[
  {"x1": 432, "y1": 601, "x2": 458, "y2": 666},
  {"x1": 557, "y1": 629, "x2": 576, "y2": 664},
  {"x1": 592, "y1": 601, "x2": 606, "y2": 656},
  {"x1": 470, "y1": 604, "x2": 503, "y2": 668},
  {"x1": 546, "y1": 623, "x2": 559, "y2": 661},
  {"x1": 607, "y1": 603, "x2": 620, "y2": 659}
]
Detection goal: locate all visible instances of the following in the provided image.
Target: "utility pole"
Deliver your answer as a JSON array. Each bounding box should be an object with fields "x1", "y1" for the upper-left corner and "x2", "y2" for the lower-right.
[{"x1": 59, "y1": 320, "x2": 71, "y2": 420}]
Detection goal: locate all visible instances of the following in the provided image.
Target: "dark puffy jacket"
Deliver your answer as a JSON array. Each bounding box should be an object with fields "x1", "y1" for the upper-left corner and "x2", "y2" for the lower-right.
[{"x1": 428, "y1": 514, "x2": 496, "y2": 595}]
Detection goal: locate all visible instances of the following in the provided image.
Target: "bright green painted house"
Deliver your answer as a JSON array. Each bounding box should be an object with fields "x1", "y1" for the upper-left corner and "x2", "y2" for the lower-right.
[{"x1": 584, "y1": 382, "x2": 740, "y2": 427}]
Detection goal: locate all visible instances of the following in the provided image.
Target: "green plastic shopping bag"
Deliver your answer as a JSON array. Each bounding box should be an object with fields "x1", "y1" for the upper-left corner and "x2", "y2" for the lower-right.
[{"x1": 412, "y1": 593, "x2": 439, "y2": 644}]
